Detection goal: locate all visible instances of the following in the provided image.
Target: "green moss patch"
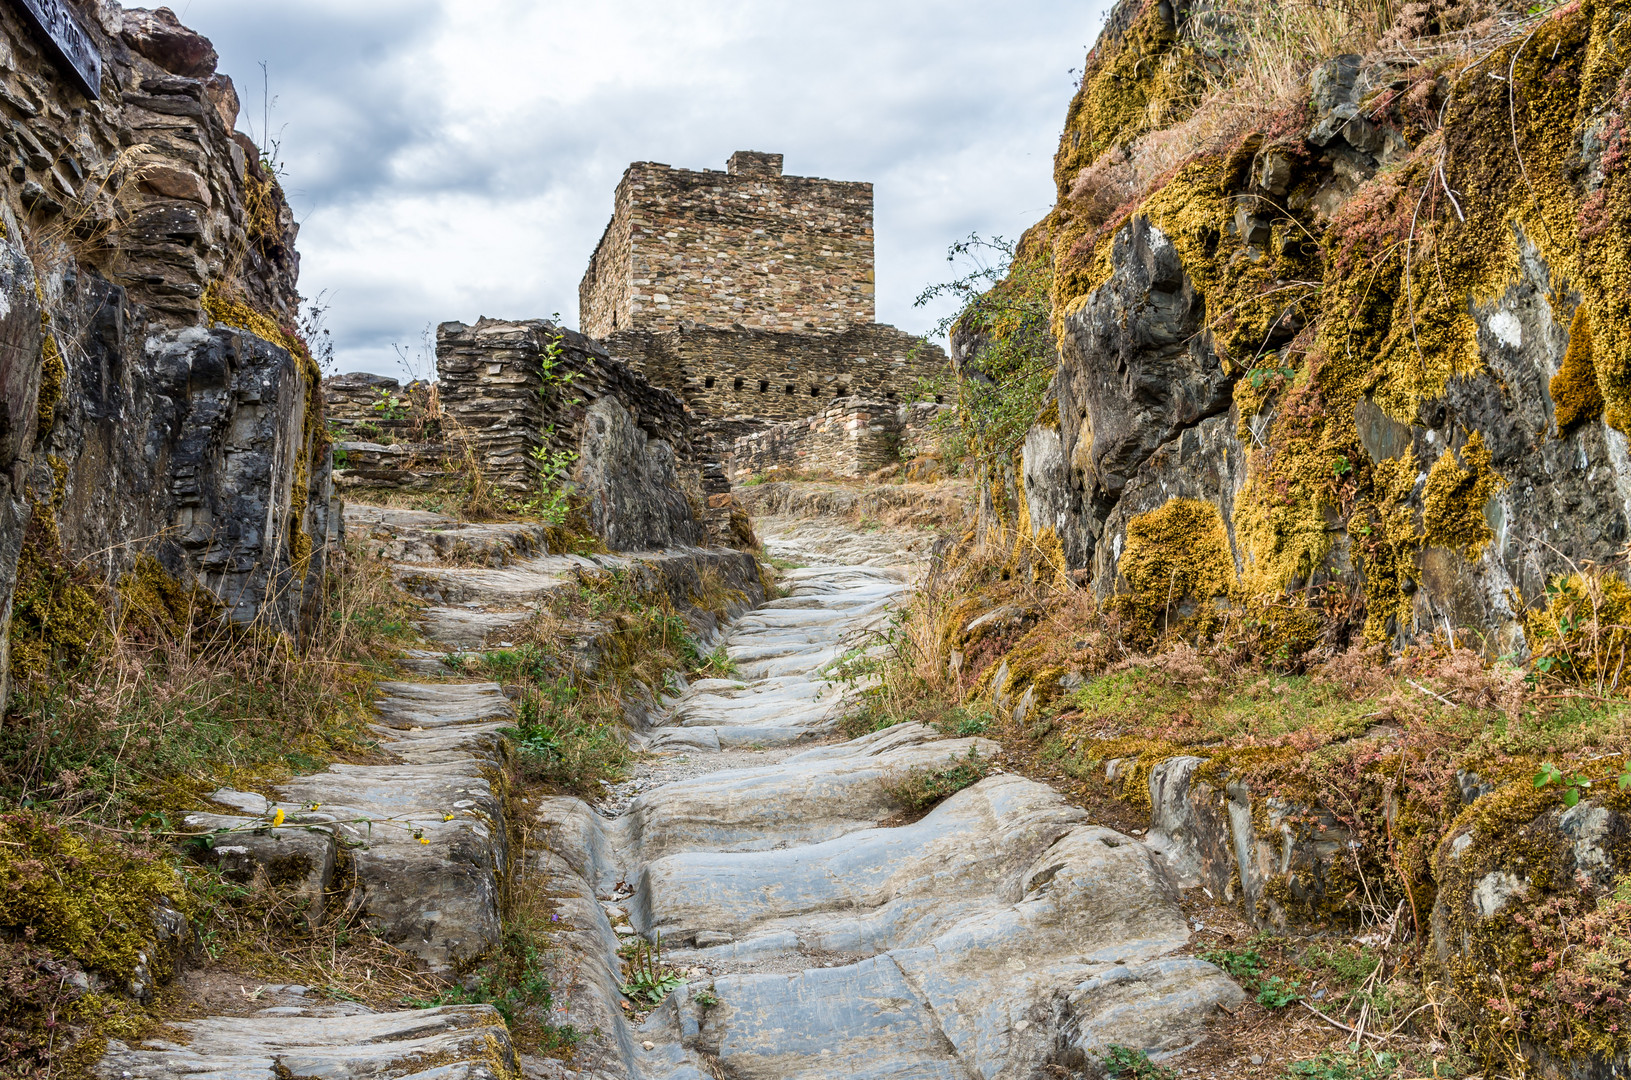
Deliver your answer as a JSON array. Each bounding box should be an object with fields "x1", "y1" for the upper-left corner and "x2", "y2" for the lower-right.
[{"x1": 0, "y1": 812, "x2": 186, "y2": 983}]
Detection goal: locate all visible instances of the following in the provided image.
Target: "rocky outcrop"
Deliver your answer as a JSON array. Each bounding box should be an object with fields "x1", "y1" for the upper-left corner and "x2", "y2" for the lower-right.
[
  {"x1": 1056, "y1": 214, "x2": 1233, "y2": 517},
  {"x1": 579, "y1": 396, "x2": 707, "y2": 550},
  {"x1": 0, "y1": 2, "x2": 302, "y2": 325},
  {"x1": 999, "y1": 0, "x2": 1631, "y2": 658},
  {"x1": 0, "y1": 2, "x2": 331, "y2": 701},
  {"x1": 47, "y1": 312, "x2": 333, "y2": 632},
  {"x1": 97, "y1": 1004, "x2": 518, "y2": 1080}
]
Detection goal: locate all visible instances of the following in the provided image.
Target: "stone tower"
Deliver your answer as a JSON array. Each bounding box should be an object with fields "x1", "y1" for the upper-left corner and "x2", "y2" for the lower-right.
[
  {"x1": 579, "y1": 152, "x2": 876, "y2": 338},
  {"x1": 580, "y1": 153, "x2": 945, "y2": 439}
]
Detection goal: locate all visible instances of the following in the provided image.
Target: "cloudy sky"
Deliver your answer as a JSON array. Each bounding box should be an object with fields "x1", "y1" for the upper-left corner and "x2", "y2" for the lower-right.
[{"x1": 170, "y1": 0, "x2": 1112, "y2": 378}]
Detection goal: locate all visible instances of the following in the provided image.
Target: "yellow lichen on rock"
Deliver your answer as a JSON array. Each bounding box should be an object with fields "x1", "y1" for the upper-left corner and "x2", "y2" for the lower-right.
[
  {"x1": 9, "y1": 504, "x2": 104, "y2": 685},
  {"x1": 1051, "y1": 0, "x2": 1196, "y2": 196},
  {"x1": 1525, "y1": 569, "x2": 1631, "y2": 685},
  {"x1": 117, "y1": 554, "x2": 224, "y2": 641},
  {"x1": 1355, "y1": 455, "x2": 1424, "y2": 643},
  {"x1": 0, "y1": 812, "x2": 187, "y2": 983},
  {"x1": 1113, "y1": 498, "x2": 1236, "y2": 642},
  {"x1": 37, "y1": 327, "x2": 64, "y2": 440},
  {"x1": 1422, "y1": 431, "x2": 1504, "y2": 561},
  {"x1": 1551, "y1": 305, "x2": 1604, "y2": 431}
]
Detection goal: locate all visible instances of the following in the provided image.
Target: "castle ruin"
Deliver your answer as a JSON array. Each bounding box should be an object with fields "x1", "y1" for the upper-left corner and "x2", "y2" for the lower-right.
[{"x1": 581, "y1": 152, "x2": 947, "y2": 438}]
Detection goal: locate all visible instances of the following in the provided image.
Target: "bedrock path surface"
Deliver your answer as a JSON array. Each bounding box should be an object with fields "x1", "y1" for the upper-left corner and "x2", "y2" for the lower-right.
[
  {"x1": 98, "y1": 509, "x2": 1240, "y2": 1080},
  {"x1": 539, "y1": 519, "x2": 1242, "y2": 1080}
]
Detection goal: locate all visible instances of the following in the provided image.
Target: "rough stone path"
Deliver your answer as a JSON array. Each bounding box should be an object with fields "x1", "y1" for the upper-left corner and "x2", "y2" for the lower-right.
[
  {"x1": 535, "y1": 523, "x2": 1241, "y2": 1080},
  {"x1": 98, "y1": 509, "x2": 1240, "y2": 1080}
]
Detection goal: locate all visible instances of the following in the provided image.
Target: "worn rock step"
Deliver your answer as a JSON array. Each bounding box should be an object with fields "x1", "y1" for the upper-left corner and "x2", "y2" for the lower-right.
[
  {"x1": 188, "y1": 680, "x2": 516, "y2": 973},
  {"x1": 521, "y1": 518, "x2": 1243, "y2": 1080},
  {"x1": 617, "y1": 724, "x2": 1001, "y2": 862},
  {"x1": 97, "y1": 1004, "x2": 516, "y2": 1080},
  {"x1": 401, "y1": 541, "x2": 765, "y2": 652},
  {"x1": 346, "y1": 504, "x2": 559, "y2": 567}
]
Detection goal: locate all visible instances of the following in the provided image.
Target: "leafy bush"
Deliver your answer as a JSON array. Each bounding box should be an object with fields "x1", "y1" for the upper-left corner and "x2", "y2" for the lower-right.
[{"x1": 914, "y1": 234, "x2": 1055, "y2": 466}]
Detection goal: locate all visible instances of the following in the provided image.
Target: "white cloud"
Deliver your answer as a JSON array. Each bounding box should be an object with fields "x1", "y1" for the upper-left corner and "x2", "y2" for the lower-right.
[{"x1": 173, "y1": 0, "x2": 1112, "y2": 376}]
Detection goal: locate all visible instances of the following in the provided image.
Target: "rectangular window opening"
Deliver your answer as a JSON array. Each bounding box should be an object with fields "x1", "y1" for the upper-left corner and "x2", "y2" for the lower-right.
[{"x1": 704, "y1": 376, "x2": 716, "y2": 389}]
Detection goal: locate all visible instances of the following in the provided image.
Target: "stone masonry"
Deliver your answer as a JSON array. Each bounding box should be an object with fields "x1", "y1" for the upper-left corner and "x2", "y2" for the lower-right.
[
  {"x1": 579, "y1": 152, "x2": 950, "y2": 439},
  {"x1": 580, "y1": 152, "x2": 875, "y2": 336},
  {"x1": 729, "y1": 399, "x2": 953, "y2": 482},
  {"x1": 434, "y1": 318, "x2": 702, "y2": 495},
  {"x1": 604, "y1": 323, "x2": 945, "y2": 437}
]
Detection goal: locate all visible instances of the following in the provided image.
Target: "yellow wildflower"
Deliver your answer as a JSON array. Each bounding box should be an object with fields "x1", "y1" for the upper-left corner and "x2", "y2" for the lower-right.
[
  {"x1": 419, "y1": 837, "x2": 430, "y2": 845},
  {"x1": 271, "y1": 808, "x2": 285, "y2": 827}
]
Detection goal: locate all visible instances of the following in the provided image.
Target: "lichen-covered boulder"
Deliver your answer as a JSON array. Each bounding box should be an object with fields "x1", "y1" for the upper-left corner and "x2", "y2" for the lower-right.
[{"x1": 1430, "y1": 782, "x2": 1631, "y2": 1073}]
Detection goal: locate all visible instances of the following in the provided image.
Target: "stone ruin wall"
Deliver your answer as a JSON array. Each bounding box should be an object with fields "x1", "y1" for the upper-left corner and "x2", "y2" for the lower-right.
[
  {"x1": 579, "y1": 152, "x2": 875, "y2": 338},
  {"x1": 323, "y1": 319, "x2": 725, "y2": 551},
  {"x1": 729, "y1": 399, "x2": 953, "y2": 482},
  {"x1": 0, "y1": 6, "x2": 302, "y2": 327},
  {"x1": 603, "y1": 323, "x2": 947, "y2": 436},
  {"x1": 434, "y1": 318, "x2": 705, "y2": 494}
]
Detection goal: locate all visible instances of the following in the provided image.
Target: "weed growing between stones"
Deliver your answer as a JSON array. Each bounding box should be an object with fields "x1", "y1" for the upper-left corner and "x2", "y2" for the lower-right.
[
  {"x1": 618, "y1": 935, "x2": 683, "y2": 1007},
  {"x1": 413, "y1": 920, "x2": 580, "y2": 1056},
  {"x1": 881, "y1": 746, "x2": 993, "y2": 813},
  {"x1": 1101, "y1": 1044, "x2": 1177, "y2": 1079},
  {"x1": 469, "y1": 566, "x2": 745, "y2": 797}
]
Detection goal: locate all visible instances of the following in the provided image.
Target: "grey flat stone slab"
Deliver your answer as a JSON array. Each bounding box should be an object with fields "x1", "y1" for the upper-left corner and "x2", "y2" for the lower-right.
[{"x1": 97, "y1": 1004, "x2": 516, "y2": 1080}]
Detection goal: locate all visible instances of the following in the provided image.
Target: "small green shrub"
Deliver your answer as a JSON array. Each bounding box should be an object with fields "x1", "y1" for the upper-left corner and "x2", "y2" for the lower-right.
[
  {"x1": 1256, "y1": 974, "x2": 1302, "y2": 1009},
  {"x1": 1198, "y1": 946, "x2": 1265, "y2": 982},
  {"x1": 503, "y1": 678, "x2": 632, "y2": 797},
  {"x1": 1102, "y1": 1044, "x2": 1177, "y2": 1079},
  {"x1": 695, "y1": 644, "x2": 739, "y2": 679},
  {"x1": 1285, "y1": 1050, "x2": 1403, "y2": 1080},
  {"x1": 932, "y1": 706, "x2": 992, "y2": 737}
]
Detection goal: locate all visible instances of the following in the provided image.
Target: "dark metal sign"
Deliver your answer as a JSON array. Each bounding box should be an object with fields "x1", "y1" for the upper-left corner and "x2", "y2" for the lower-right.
[{"x1": 9, "y1": 0, "x2": 101, "y2": 100}]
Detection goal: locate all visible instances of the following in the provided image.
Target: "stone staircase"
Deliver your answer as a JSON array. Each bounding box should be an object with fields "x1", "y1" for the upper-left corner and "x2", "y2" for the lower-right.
[{"x1": 99, "y1": 506, "x2": 1241, "y2": 1080}]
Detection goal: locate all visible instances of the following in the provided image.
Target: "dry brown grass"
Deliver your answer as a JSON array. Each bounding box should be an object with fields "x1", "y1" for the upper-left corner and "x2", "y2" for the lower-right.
[
  {"x1": 0, "y1": 540, "x2": 420, "y2": 820},
  {"x1": 1063, "y1": 0, "x2": 1567, "y2": 237}
]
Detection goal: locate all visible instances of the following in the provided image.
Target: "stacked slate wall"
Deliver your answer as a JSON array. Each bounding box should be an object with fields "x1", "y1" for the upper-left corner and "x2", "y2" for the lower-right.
[
  {"x1": 729, "y1": 399, "x2": 909, "y2": 481},
  {"x1": 604, "y1": 324, "x2": 946, "y2": 434},
  {"x1": 436, "y1": 318, "x2": 704, "y2": 495},
  {"x1": 579, "y1": 154, "x2": 875, "y2": 337}
]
